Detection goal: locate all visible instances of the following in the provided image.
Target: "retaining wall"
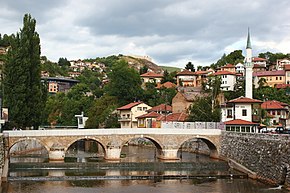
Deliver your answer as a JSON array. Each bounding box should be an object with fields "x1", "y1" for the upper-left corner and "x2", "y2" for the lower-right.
[{"x1": 221, "y1": 132, "x2": 290, "y2": 186}]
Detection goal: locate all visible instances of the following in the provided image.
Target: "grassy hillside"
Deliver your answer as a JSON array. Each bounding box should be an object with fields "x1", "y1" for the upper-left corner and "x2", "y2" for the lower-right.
[{"x1": 159, "y1": 66, "x2": 181, "y2": 73}]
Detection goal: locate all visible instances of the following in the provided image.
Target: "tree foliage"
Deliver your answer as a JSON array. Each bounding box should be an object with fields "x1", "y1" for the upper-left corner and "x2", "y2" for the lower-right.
[
  {"x1": 211, "y1": 50, "x2": 244, "y2": 70},
  {"x1": 3, "y1": 14, "x2": 47, "y2": 129},
  {"x1": 104, "y1": 60, "x2": 143, "y2": 106},
  {"x1": 185, "y1": 62, "x2": 195, "y2": 72}
]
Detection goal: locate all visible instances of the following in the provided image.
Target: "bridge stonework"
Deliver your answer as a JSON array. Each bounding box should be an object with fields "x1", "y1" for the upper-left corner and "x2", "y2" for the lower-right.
[{"x1": 4, "y1": 129, "x2": 222, "y2": 161}]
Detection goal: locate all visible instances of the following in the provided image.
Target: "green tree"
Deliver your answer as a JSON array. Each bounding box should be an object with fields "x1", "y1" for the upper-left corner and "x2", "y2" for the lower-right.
[
  {"x1": 86, "y1": 95, "x2": 119, "y2": 128},
  {"x1": 104, "y1": 60, "x2": 143, "y2": 105},
  {"x1": 187, "y1": 96, "x2": 221, "y2": 122},
  {"x1": 3, "y1": 14, "x2": 47, "y2": 129},
  {"x1": 185, "y1": 62, "x2": 195, "y2": 72}
]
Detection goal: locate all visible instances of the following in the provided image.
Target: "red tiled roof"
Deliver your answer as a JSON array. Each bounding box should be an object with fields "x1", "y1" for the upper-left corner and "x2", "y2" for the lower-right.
[
  {"x1": 252, "y1": 57, "x2": 267, "y2": 62},
  {"x1": 284, "y1": 65, "x2": 290, "y2": 71},
  {"x1": 212, "y1": 70, "x2": 236, "y2": 76},
  {"x1": 221, "y1": 64, "x2": 235, "y2": 68},
  {"x1": 253, "y1": 70, "x2": 285, "y2": 77},
  {"x1": 228, "y1": 96, "x2": 263, "y2": 103},
  {"x1": 157, "y1": 112, "x2": 188, "y2": 122},
  {"x1": 156, "y1": 81, "x2": 176, "y2": 89},
  {"x1": 117, "y1": 102, "x2": 143, "y2": 110},
  {"x1": 261, "y1": 100, "x2": 289, "y2": 110},
  {"x1": 136, "y1": 111, "x2": 162, "y2": 119},
  {"x1": 148, "y1": 104, "x2": 172, "y2": 112},
  {"x1": 140, "y1": 71, "x2": 163, "y2": 78},
  {"x1": 177, "y1": 69, "x2": 195, "y2": 76},
  {"x1": 224, "y1": 119, "x2": 259, "y2": 125},
  {"x1": 194, "y1": 70, "x2": 213, "y2": 75},
  {"x1": 275, "y1": 84, "x2": 290, "y2": 89}
]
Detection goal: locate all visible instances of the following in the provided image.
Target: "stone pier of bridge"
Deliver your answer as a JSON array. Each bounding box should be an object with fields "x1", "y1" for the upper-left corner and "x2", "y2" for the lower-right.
[{"x1": 3, "y1": 128, "x2": 222, "y2": 161}]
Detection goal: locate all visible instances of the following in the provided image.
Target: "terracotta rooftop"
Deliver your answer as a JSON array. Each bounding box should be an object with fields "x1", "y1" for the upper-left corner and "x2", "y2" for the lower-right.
[
  {"x1": 253, "y1": 64, "x2": 266, "y2": 68},
  {"x1": 252, "y1": 57, "x2": 267, "y2": 62},
  {"x1": 194, "y1": 70, "x2": 213, "y2": 75},
  {"x1": 253, "y1": 70, "x2": 285, "y2": 77},
  {"x1": 221, "y1": 64, "x2": 235, "y2": 68},
  {"x1": 156, "y1": 81, "x2": 176, "y2": 89},
  {"x1": 224, "y1": 119, "x2": 259, "y2": 125},
  {"x1": 228, "y1": 96, "x2": 263, "y2": 104},
  {"x1": 275, "y1": 84, "x2": 290, "y2": 89},
  {"x1": 284, "y1": 65, "x2": 290, "y2": 71},
  {"x1": 136, "y1": 111, "x2": 162, "y2": 119},
  {"x1": 117, "y1": 102, "x2": 143, "y2": 110},
  {"x1": 157, "y1": 112, "x2": 188, "y2": 122},
  {"x1": 261, "y1": 100, "x2": 289, "y2": 110},
  {"x1": 140, "y1": 71, "x2": 163, "y2": 78},
  {"x1": 177, "y1": 69, "x2": 195, "y2": 76},
  {"x1": 148, "y1": 104, "x2": 172, "y2": 113},
  {"x1": 212, "y1": 70, "x2": 236, "y2": 76}
]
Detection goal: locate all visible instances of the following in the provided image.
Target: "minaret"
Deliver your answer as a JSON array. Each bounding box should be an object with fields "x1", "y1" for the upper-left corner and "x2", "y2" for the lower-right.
[{"x1": 245, "y1": 28, "x2": 253, "y2": 99}]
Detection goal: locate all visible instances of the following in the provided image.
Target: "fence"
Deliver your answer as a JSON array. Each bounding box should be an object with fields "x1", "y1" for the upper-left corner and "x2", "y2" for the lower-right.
[{"x1": 161, "y1": 121, "x2": 225, "y2": 130}]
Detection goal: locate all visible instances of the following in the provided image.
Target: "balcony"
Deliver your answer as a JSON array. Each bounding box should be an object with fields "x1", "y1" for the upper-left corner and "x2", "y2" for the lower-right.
[{"x1": 118, "y1": 117, "x2": 131, "y2": 122}]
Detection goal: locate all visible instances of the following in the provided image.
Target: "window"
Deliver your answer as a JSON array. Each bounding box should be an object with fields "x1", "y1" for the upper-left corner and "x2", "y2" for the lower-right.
[
  {"x1": 277, "y1": 111, "x2": 281, "y2": 115},
  {"x1": 287, "y1": 72, "x2": 290, "y2": 77},
  {"x1": 137, "y1": 107, "x2": 142, "y2": 111},
  {"x1": 143, "y1": 107, "x2": 147, "y2": 111},
  {"x1": 242, "y1": 109, "x2": 247, "y2": 116},
  {"x1": 272, "y1": 111, "x2": 276, "y2": 115},
  {"x1": 276, "y1": 77, "x2": 278, "y2": 80},
  {"x1": 280, "y1": 77, "x2": 282, "y2": 80},
  {"x1": 227, "y1": 109, "x2": 233, "y2": 118}
]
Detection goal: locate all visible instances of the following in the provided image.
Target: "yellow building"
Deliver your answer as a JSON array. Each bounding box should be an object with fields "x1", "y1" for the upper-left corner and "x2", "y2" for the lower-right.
[{"x1": 253, "y1": 70, "x2": 285, "y2": 87}]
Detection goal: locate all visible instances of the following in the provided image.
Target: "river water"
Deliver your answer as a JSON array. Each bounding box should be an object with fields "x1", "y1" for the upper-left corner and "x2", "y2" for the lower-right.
[{"x1": 3, "y1": 145, "x2": 289, "y2": 193}]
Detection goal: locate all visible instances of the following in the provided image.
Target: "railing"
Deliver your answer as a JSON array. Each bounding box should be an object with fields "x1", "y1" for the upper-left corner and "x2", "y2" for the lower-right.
[
  {"x1": 161, "y1": 122, "x2": 225, "y2": 130},
  {"x1": 4, "y1": 128, "x2": 222, "y2": 137}
]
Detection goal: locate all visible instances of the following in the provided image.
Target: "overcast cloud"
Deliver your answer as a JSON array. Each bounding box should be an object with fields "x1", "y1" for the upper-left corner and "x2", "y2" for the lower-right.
[{"x1": 1, "y1": 0, "x2": 290, "y2": 68}]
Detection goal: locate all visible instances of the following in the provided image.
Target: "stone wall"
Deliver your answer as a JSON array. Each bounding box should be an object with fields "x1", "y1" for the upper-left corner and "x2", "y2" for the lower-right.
[
  {"x1": 0, "y1": 135, "x2": 4, "y2": 168},
  {"x1": 221, "y1": 132, "x2": 290, "y2": 186}
]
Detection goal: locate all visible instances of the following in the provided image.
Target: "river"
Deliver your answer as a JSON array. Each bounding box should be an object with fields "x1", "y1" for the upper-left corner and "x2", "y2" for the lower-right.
[{"x1": 3, "y1": 145, "x2": 289, "y2": 193}]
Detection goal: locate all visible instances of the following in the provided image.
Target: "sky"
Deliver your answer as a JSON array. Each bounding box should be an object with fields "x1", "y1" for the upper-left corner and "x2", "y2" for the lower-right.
[{"x1": 1, "y1": 0, "x2": 290, "y2": 68}]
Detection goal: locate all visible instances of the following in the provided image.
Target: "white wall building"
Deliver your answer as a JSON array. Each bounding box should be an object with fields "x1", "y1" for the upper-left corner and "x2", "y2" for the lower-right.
[{"x1": 211, "y1": 71, "x2": 236, "y2": 91}]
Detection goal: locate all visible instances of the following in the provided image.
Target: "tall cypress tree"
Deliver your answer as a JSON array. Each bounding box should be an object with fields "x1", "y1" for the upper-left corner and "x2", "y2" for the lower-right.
[{"x1": 3, "y1": 14, "x2": 46, "y2": 129}]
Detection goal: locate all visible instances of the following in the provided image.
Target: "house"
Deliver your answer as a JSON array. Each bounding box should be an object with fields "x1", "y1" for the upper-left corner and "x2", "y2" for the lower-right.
[
  {"x1": 220, "y1": 64, "x2": 236, "y2": 73},
  {"x1": 210, "y1": 70, "x2": 236, "y2": 91},
  {"x1": 252, "y1": 57, "x2": 267, "y2": 67},
  {"x1": 140, "y1": 71, "x2": 163, "y2": 85},
  {"x1": 284, "y1": 65, "x2": 290, "y2": 84},
  {"x1": 117, "y1": 102, "x2": 151, "y2": 128},
  {"x1": 221, "y1": 96, "x2": 263, "y2": 123},
  {"x1": 277, "y1": 58, "x2": 290, "y2": 70},
  {"x1": 224, "y1": 119, "x2": 259, "y2": 133},
  {"x1": 176, "y1": 69, "x2": 196, "y2": 87},
  {"x1": 136, "y1": 111, "x2": 162, "y2": 128},
  {"x1": 253, "y1": 70, "x2": 285, "y2": 88},
  {"x1": 194, "y1": 70, "x2": 213, "y2": 87},
  {"x1": 42, "y1": 77, "x2": 80, "y2": 94},
  {"x1": 147, "y1": 104, "x2": 172, "y2": 115},
  {"x1": 253, "y1": 64, "x2": 266, "y2": 72},
  {"x1": 157, "y1": 112, "x2": 188, "y2": 122},
  {"x1": 172, "y1": 87, "x2": 205, "y2": 113},
  {"x1": 261, "y1": 100, "x2": 290, "y2": 127},
  {"x1": 235, "y1": 63, "x2": 244, "y2": 75}
]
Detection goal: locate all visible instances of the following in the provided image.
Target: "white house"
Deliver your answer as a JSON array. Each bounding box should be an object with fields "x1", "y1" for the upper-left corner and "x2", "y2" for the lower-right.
[
  {"x1": 221, "y1": 96, "x2": 262, "y2": 123},
  {"x1": 117, "y1": 102, "x2": 151, "y2": 128},
  {"x1": 235, "y1": 63, "x2": 244, "y2": 75},
  {"x1": 211, "y1": 70, "x2": 236, "y2": 91}
]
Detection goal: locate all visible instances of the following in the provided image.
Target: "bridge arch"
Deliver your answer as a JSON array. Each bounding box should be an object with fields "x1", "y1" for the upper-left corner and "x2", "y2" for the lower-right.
[
  {"x1": 120, "y1": 136, "x2": 164, "y2": 159},
  {"x1": 178, "y1": 136, "x2": 219, "y2": 159},
  {"x1": 8, "y1": 138, "x2": 49, "y2": 156},
  {"x1": 65, "y1": 137, "x2": 107, "y2": 157}
]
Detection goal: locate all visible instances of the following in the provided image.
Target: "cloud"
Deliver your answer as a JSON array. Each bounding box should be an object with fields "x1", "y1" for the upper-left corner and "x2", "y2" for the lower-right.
[{"x1": 1, "y1": 0, "x2": 290, "y2": 67}]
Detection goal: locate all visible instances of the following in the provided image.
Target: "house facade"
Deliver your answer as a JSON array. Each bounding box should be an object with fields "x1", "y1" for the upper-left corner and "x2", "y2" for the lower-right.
[
  {"x1": 117, "y1": 102, "x2": 151, "y2": 128},
  {"x1": 261, "y1": 100, "x2": 290, "y2": 127},
  {"x1": 253, "y1": 70, "x2": 285, "y2": 88},
  {"x1": 221, "y1": 96, "x2": 262, "y2": 123},
  {"x1": 176, "y1": 69, "x2": 196, "y2": 87},
  {"x1": 140, "y1": 71, "x2": 163, "y2": 84},
  {"x1": 211, "y1": 71, "x2": 236, "y2": 91}
]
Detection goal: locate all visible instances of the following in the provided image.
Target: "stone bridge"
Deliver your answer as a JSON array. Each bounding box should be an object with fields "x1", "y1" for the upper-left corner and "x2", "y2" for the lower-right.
[{"x1": 3, "y1": 128, "x2": 222, "y2": 161}]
